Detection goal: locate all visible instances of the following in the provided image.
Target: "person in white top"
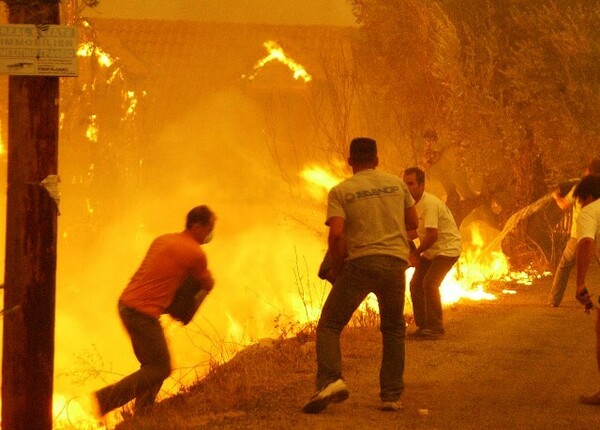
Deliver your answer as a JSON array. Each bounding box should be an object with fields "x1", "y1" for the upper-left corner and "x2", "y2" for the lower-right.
[
  {"x1": 573, "y1": 174, "x2": 600, "y2": 405},
  {"x1": 548, "y1": 158, "x2": 600, "y2": 307},
  {"x1": 403, "y1": 167, "x2": 462, "y2": 339}
]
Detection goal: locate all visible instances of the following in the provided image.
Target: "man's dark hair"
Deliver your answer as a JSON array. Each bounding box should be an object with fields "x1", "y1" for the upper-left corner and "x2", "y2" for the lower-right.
[
  {"x1": 186, "y1": 205, "x2": 214, "y2": 229},
  {"x1": 349, "y1": 137, "x2": 377, "y2": 164},
  {"x1": 573, "y1": 175, "x2": 600, "y2": 201},
  {"x1": 587, "y1": 157, "x2": 600, "y2": 176},
  {"x1": 404, "y1": 167, "x2": 425, "y2": 185}
]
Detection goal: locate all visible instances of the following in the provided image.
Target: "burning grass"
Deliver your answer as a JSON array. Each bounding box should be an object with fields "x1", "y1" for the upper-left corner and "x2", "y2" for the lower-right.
[{"x1": 67, "y1": 292, "x2": 380, "y2": 429}]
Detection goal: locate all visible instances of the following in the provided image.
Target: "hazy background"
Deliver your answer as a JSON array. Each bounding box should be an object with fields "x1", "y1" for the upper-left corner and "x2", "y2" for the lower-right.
[
  {"x1": 0, "y1": 3, "x2": 361, "y2": 424},
  {"x1": 85, "y1": 0, "x2": 357, "y2": 26}
]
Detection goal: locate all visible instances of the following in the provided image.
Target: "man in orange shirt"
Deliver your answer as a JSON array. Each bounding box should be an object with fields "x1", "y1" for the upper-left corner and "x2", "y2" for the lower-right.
[{"x1": 94, "y1": 205, "x2": 216, "y2": 416}]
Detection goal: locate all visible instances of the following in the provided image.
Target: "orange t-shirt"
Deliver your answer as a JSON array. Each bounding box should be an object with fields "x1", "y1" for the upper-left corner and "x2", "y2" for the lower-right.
[{"x1": 119, "y1": 231, "x2": 211, "y2": 318}]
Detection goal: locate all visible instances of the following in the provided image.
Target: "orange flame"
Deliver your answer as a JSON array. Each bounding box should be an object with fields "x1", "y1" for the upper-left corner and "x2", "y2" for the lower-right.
[
  {"x1": 77, "y1": 42, "x2": 115, "y2": 68},
  {"x1": 300, "y1": 165, "x2": 344, "y2": 200},
  {"x1": 435, "y1": 223, "x2": 505, "y2": 305},
  {"x1": 243, "y1": 40, "x2": 312, "y2": 83},
  {"x1": 0, "y1": 394, "x2": 113, "y2": 429},
  {"x1": 0, "y1": 120, "x2": 5, "y2": 155},
  {"x1": 86, "y1": 114, "x2": 99, "y2": 143},
  {"x1": 300, "y1": 164, "x2": 541, "y2": 309},
  {"x1": 77, "y1": 40, "x2": 125, "y2": 85}
]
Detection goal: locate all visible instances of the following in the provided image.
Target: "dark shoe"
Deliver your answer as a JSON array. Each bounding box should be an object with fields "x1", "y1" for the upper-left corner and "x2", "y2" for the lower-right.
[
  {"x1": 407, "y1": 328, "x2": 428, "y2": 339},
  {"x1": 420, "y1": 328, "x2": 444, "y2": 339},
  {"x1": 580, "y1": 392, "x2": 600, "y2": 405},
  {"x1": 302, "y1": 379, "x2": 349, "y2": 414},
  {"x1": 548, "y1": 303, "x2": 559, "y2": 308},
  {"x1": 381, "y1": 399, "x2": 404, "y2": 411}
]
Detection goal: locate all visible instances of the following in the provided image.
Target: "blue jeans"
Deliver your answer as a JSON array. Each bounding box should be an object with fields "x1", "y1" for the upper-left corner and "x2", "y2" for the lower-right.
[
  {"x1": 410, "y1": 255, "x2": 458, "y2": 332},
  {"x1": 95, "y1": 303, "x2": 172, "y2": 415},
  {"x1": 315, "y1": 255, "x2": 407, "y2": 402},
  {"x1": 548, "y1": 237, "x2": 577, "y2": 306}
]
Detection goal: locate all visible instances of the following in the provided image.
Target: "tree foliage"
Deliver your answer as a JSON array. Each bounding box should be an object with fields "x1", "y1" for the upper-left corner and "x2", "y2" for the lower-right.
[{"x1": 350, "y1": 0, "x2": 600, "y2": 267}]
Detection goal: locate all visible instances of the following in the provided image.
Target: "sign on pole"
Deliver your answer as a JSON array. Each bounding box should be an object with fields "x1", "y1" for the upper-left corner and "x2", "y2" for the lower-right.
[{"x1": 0, "y1": 24, "x2": 78, "y2": 76}]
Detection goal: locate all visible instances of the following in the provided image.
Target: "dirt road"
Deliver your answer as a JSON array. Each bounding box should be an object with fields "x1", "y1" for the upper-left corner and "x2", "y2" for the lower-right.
[{"x1": 121, "y1": 272, "x2": 600, "y2": 430}]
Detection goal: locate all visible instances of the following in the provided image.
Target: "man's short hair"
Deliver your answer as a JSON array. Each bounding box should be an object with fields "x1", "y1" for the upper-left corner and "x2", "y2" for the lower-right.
[
  {"x1": 573, "y1": 175, "x2": 600, "y2": 201},
  {"x1": 349, "y1": 137, "x2": 377, "y2": 163},
  {"x1": 587, "y1": 157, "x2": 600, "y2": 176},
  {"x1": 186, "y1": 205, "x2": 214, "y2": 229},
  {"x1": 404, "y1": 167, "x2": 425, "y2": 185}
]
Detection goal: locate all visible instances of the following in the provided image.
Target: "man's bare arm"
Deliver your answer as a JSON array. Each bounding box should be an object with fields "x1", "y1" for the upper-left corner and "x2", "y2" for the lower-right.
[
  {"x1": 416, "y1": 228, "x2": 439, "y2": 254},
  {"x1": 552, "y1": 190, "x2": 573, "y2": 211},
  {"x1": 405, "y1": 206, "x2": 419, "y2": 232},
  {"x1": 192, "y1": 252, "x2": 215, "y2": 291}
]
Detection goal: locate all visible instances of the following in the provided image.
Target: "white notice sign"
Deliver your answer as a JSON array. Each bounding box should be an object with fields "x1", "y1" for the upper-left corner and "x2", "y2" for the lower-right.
[{"x1": 0, "y1": 24, "x2": 78, "y2": 76}]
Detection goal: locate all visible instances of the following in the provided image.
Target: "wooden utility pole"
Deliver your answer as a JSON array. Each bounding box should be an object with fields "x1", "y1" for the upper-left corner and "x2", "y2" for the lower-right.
[{"x1": 2, "y1": 1, "x2": 60, "y2": 429}]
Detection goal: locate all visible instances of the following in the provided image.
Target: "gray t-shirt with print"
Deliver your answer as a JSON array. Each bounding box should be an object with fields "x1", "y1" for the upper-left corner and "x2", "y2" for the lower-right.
[{"x1": 326, "y1": 168, "x2": 415, "y2": 262}]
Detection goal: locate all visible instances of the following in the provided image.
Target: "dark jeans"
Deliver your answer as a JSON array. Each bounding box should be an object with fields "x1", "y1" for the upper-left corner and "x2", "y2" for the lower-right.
[
  {"x1": 95, "y1": 303, "x2": 172, "y2": 415},
  {"x1": 410, "y1": 255, "x2": 459, "y2": 332},
  {"x1": 316, "y1": 255, "x2": 407, "y2": 402}
]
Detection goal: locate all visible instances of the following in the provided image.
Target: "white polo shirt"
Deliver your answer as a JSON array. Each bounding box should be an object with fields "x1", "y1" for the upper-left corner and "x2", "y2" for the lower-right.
[
  {"x1": 415, "y1": 191, "x2": 462, "y2": 260},
  {"x1": 577, "y1": 198, "x2": 600, "y2": 245}
]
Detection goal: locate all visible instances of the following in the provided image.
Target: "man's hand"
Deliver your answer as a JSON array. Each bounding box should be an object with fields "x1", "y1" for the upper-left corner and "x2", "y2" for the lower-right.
[
  {"x1": 576, "y1": 285, "x2": 591, "y2": 305},
  {"x1": 194, "y1": 289, "x2": 210, "y2": 307},
  {"x1": 325, "y1": 269, "x2": 338, "y2": 285},
  {"x1": 408, "y1": 251, "x2": 420, "y2": 268},
  {"x1": 576, "y1": 285, "x2": 593, "y2": 313}
]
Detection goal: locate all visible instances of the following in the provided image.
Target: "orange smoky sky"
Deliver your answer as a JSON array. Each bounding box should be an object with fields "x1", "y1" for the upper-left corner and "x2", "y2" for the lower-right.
[{"x1": 85, "y1": 0, "x2": 357, "y2": 26}]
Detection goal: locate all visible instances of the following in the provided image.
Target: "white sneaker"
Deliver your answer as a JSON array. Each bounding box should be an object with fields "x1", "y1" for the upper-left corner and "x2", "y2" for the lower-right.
[
  {"x1": 302, "y1": 379, "x2": 349, "y2": 414},
  {"x1": 381, "y1": 399, "x2": 404, "y2": 411}
]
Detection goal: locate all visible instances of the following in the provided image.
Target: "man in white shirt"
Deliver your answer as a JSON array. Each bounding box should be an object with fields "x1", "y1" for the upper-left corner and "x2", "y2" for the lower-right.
[
  {"x1": 548, "y1": 158, "x2": 600, "y2": 307},
  {"x1": 403, "y1": 167, "x2": 462, "y2": 339},
  {"x1": 573, "y1": 174, "x2": 600, "y2": 405}
]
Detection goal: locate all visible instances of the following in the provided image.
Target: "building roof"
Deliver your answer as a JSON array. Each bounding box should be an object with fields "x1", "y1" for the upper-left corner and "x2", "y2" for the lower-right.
[{"x1": 84, "y1": 18, "x2": 358, "y2": 108}]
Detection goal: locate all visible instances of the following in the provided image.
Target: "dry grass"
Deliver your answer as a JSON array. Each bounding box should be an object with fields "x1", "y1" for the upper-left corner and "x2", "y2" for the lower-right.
[
  {"x1": 108, "y1": 257, "x2": 385, "y2": 430},
  {"x1": 103, "y1": 274, "x2": 597, "y2": 430},
  {"x1": 112, "y1": 305, "x2": 382, "y2": 429},
  {"x1": 114, "y1": 331, "x2": 316, "y2": 429}
]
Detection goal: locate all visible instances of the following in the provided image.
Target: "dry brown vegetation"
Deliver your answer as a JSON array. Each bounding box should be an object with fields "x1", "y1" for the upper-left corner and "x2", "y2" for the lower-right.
[
  {"x1": 113, "y1": 332, "x2": 316, "y2": 429},
  {"x1": 110, "y1": 273, "x2": 600, "y2": 430},
  {"x1": 110, "y1": 302, "x2": 380, "y2": 429}
]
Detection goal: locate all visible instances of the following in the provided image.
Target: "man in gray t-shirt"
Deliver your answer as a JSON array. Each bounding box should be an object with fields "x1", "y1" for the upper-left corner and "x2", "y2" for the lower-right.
[{"x1": 302, "y1": 137, "x2": 418, "y2": 414}]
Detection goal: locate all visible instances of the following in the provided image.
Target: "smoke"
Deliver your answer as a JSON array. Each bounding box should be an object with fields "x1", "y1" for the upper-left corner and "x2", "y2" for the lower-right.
[
  {"x1": 89, "y1": 0, "x2": 357, "y2": 27},
  {"x1": 49, "y1": 85, "x2": 330, "y2": 407},
  {"x1": 0, "y1": 85, "x2": 330, "y2": 422},
  {"x1": 0, "y1": 20, "x2": 345, "y2": 417}
]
